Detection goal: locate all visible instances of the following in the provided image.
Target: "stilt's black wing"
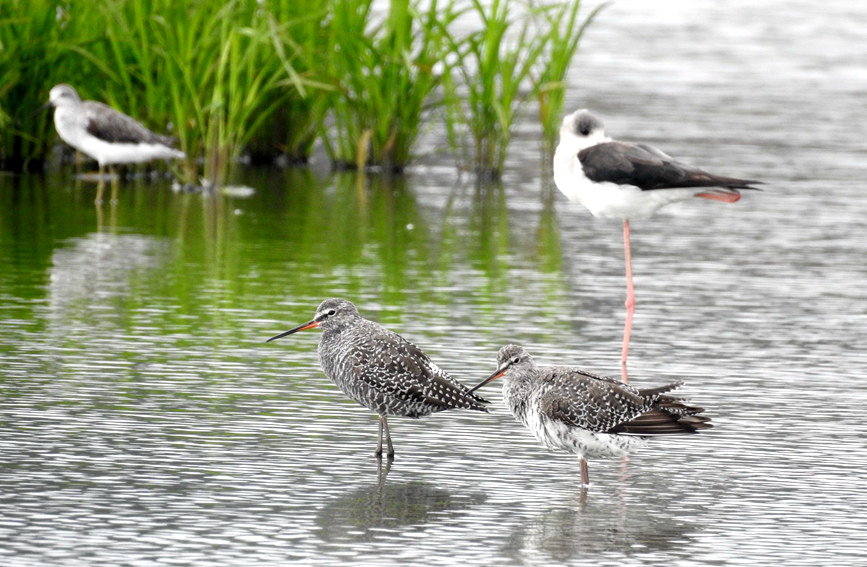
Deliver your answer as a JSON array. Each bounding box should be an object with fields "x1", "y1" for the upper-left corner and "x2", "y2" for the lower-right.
[{"x1": 578, "y1": 141, "x2": 761, "y2": 190}]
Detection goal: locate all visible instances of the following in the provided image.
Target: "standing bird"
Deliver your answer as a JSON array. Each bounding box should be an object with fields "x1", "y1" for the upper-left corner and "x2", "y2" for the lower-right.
[
  {"x1": 46, "y1": 84, "x2": 185, "y2": 204},
  {"x1": 469, "y1": 345, "x2": 711, "y2": 486},
  {"x1": 266, "y1": 298, "x2": 489, "y2": 458},
  {"x1": 553, "y1": 109, "x2": 761, "y2": 382}
]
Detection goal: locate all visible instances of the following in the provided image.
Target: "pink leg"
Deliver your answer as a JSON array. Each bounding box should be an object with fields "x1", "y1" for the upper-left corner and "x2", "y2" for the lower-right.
[
  {"x1": 696, "y1": 190, "x2": 741, "y2": 203},
  {"x1": 621, "y1": 220, "x2": 634, "y2": 383},
  {"x1": 580, "y1": 458, "x2": 590, "y2": 486}
]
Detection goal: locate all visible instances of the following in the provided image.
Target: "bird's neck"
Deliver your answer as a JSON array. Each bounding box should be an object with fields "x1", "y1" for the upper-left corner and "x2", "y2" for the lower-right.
[{"x1": 501, "y1": 372, "x2": 534, "y2": 402}]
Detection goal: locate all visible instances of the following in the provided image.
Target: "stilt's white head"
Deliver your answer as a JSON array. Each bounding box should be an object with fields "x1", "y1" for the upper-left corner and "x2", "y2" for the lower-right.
[{"x1": 559, "y1": 109, "x2": 609, "y2": 151}]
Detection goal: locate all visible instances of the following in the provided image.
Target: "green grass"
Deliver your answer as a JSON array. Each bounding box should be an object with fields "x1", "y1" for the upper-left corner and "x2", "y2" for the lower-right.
[
  {"x1": 444, "y1": 0, "x2": 549, "y2": 178},
  {"x1": 0, "y1": 0, "x2": 601, "y2": 180},
  {"x1": 531, "y1": 0, "x2": 606, "y2": 151},
  {"x1": 321, "y1": 0, "x2": 458, "y2": 171},
  {"x1": 90, "y1": 0, "x2": 295, "y2": 184},
  {"x1": 0, "y1": 0, "x2": 100, "y2": 171},
  {"x1": 254, "y1": 1, "x2": 333, "y2": 164}
]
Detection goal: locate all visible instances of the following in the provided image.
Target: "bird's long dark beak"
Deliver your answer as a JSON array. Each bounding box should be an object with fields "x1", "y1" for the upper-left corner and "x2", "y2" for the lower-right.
[
  {"x1": 30, "y1": 101, "x2": 52, "y2": 119},
  {"x1": 265, "y1": 320, "x2": 318, "y2": 342},
  {"x1": 467, "y1": 367, "x2": 506, "y2": 394}
]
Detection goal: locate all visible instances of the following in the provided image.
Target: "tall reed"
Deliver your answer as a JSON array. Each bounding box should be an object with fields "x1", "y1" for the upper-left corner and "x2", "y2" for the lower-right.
[
  {"x1": 85, "y1": 0, "x2": 298, "y2": 184},
  {"x1": 316, "y1": 0, "x2": 373, "y2": 169},
  {"x1": 532, "y1": 0, "x2": 605, "y2": 151},
  {"x1": 0, "y1": 1, "x2": 99, "y2": 171},
  {"x1": 252, "y1": 0, "x2": 334, "y2": 164},
  {"x1": 1, "y1": 0, "x2": 601, "y2": 180},
  {"x1": 322, "y1": 0, "x2": 458, "y2": 171},
  {"x1": 444, "y1": 0, "x2": 548, "y2": 179}
]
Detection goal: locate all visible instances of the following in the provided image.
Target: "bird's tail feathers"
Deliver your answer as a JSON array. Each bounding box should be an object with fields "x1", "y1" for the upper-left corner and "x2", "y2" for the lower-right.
[
  {"x1": 637, "y1": 380, "x2": 683, "y2": 397},
  {"x1": 614, "y1": 390, "x2": 713, "y2": 435}
]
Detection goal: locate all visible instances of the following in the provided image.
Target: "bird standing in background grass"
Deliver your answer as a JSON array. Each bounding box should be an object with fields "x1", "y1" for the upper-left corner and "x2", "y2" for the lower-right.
[{"x1": 46, "y1": 83, "x2": 184, "y2": 204}]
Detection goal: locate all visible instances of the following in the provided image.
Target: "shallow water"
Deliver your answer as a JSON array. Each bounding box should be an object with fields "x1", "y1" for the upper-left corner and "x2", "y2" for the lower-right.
[{"x1": 2, "y1": 0, "x2": 867, "y2": 565}]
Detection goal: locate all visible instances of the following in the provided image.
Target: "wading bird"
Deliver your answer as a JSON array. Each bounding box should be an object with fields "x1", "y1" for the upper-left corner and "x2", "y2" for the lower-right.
[
  {"x1": 266, "y1": 298, "x2": 489, "y2": 458},
  {"x1": 553, "y1": 109, "x2": 760, "y2": 381},
  {"x1": 46, "y1": 84, "x2": 184, "y2": 204},
  {"x1": 469, "y1": 344, "x2": 711, "y2": 486}
]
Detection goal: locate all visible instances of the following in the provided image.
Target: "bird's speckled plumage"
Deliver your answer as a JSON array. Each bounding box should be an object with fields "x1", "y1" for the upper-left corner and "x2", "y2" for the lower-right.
[
  {"x1": 267, "y1": 298, "x2": 488, "y2": 456},
  {"x1": 473, "y1": 345, "x2": 711, "y2": 484}
]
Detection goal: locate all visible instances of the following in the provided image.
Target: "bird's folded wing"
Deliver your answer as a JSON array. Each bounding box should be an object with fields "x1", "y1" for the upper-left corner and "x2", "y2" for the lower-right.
[
  {"x1": 350, "y1": 331, "x2": 488, "y2": 409},
  {"x1": 84, "y1": 101, "x2": 169, "y2": 145},
  {"x1": 537, "y1": 371, "x2": 648, "y2": 433}
]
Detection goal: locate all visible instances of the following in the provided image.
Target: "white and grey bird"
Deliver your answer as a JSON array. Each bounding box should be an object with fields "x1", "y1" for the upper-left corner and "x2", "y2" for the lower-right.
[
  {"x1": 469, "y1": 345, "x2": 712, "y2": 486},
  {"x1": 553, "y1": 109, "x2": 761, "y2": 382},
  {"x1": 46, "y1": 83, "x2": 185, "y2": 203},
  {"x1": 266, "y1": 298, "x2": 489, "y2": 458}
]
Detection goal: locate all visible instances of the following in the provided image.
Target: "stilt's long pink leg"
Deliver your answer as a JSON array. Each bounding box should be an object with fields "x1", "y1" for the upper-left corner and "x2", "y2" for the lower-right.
[
  {"x1": 621, "y1": 220, "x2": 634, "y2": 383},
  {"x1": 580, "y1": 458, "x2": 590, "y2": 486}
]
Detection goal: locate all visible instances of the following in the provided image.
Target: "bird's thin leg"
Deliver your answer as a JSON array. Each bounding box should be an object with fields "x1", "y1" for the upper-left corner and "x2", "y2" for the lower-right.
[
  {"x1": 375, "y1": 415, "x2": 384, "y2": 456},
  {"x1": 621, "y1": 220, "x2": 634, "y2": 383},
  {"x1": 95, "y1": 165, "x2": 106, "y2": 205},
  {"x1": 382, "y1": 415, "x2": 395, "y2": 458},
  {"x1": 376, "y1": 453, "x2": 392, "y2": 485},
  {"x1": 109, "y1": 165, "x2": 119, "y2": 204},
  {"x1": 619, "y1": 454, "x2": 630, "y2": 481},
  {"x1": 580, "y1": 458, "x2": 590, "y2": 487}
]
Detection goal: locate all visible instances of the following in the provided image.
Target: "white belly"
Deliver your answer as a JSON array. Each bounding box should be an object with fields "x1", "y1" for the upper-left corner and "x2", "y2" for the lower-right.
[
  {"x1": 566, "y1": 177, "x2": 699, "y2": 220},
  {"x1": 524, "y1": 407, "x2": 648, "y2": 460},
  {"x1": 75, "y1": 137, "x2": 182, "y2": 166}
]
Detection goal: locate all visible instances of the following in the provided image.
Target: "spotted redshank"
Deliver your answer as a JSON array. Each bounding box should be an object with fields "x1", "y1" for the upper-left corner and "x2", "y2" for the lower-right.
[
  {"x1": 266, "y1": 298, "x2": 489, "y2": 458},
  {"x1": 553, "y1": 109, "x2": 761, "y2": 382},
  {"x1": 469, "y1": 345, "x2": 712, "y2": 486},
  {"x1": 46, "y1": 84, "x2": 185, "y2": 204}
]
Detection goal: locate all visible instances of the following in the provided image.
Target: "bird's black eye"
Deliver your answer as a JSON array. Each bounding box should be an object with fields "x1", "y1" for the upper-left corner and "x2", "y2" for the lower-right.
[
  {"x1": 327, "y1": 309, "x2": 336, "y2": 316},
  {"x1": 512, "y1": 356, "x2": 520, "y2": 364}
]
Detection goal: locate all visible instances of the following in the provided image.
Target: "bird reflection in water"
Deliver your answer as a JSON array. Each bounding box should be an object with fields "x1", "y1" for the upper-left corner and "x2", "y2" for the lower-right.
[
  {"x1": 315, "y1": 460, "x2": 486, "y2": 545},
  {"x1": 504, "y1": 497, "x2": 697, "y2": 563}
]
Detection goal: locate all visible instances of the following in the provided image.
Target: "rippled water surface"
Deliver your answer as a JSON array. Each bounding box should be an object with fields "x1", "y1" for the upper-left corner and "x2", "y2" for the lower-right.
[{"x1": 2, "y1": 1, "x2": 867, "y2": 565}]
